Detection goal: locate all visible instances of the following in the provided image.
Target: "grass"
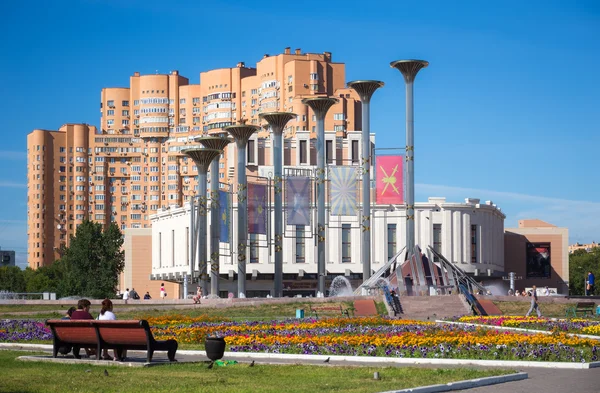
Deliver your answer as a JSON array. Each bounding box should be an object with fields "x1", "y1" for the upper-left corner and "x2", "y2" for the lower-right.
[
  {"x1": 0, "y1": 300, "x2": 362, "y2": 321},
  {"x1": 492, "y1": 301, "x2": 575, "y2": 318},
  {"x1": 0, "y1": 350, "x2": 515, "y2": 393}
]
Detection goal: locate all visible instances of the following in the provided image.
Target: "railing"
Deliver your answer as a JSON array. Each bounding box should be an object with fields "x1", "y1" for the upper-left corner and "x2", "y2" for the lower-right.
[{"x1": 0, "y1": 291, "x2": 57, "y2": 300}]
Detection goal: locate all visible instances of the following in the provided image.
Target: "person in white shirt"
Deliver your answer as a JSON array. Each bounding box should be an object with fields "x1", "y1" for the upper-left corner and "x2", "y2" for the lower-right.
[
  {"x1": 123, "y1": 288, "x2": 130, "y2": 304},
  {"x1": 98, "y1": 298, "x2": 126, "y2": 360}
]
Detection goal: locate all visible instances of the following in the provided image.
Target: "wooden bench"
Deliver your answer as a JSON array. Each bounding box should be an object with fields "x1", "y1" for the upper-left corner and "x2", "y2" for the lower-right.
[
  {"x1": 46, "y1": 319, "x2": 178, "y2": 363},
  {"x1": 309, "y1": 304, "x2": 352, "y2": 319},
  {"x1": 566, "y1": 302, "x2": 596, "y2": 318}
]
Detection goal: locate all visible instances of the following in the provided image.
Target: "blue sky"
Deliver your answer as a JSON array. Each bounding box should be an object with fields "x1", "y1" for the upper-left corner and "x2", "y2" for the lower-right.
[{"x1": 1, "y1": 0, "x2": 599, "y2": 268}]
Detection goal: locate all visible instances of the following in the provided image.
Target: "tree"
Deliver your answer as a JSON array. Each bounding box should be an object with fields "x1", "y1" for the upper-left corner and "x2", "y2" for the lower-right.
[
  {"x1": 0, "y1": 266, "x2": 26, "y2": 292},
  {"x1": 23, "y1": 267, "x2": 56, "y2": 293},
  {"x1": 57, "y1": 220, "x2": 125, "y2": 298},
  {"x1": 568, "y1": 248, "x2": 600, "y2": 295}
]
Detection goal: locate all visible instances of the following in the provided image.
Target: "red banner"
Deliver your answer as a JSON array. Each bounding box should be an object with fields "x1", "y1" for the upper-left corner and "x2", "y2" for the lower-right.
[{"x1": 376, "y1": 155, "x2": 404, "y2": 204}]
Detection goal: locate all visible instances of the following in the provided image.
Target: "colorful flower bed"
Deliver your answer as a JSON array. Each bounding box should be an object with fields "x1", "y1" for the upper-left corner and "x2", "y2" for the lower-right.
[
  {"x1": 0, "y1": 320, "x2": 52, "y2": 342},
  {"x1": 147, "y1": 316, "x2": 599, "y2": 362},
  {"x1": 455, "y1": 316, "x2": 600, "y2": 336},
  {"x1": 1, "y1": 316, "x2": 598, "y2": 362}
]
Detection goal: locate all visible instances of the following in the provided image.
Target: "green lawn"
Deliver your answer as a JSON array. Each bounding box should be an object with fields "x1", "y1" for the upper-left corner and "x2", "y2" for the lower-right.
[
  {"x1": 0, "y1": 300, "x2": 367, "y2": 321},
  {"x1": 0, "y1": 351, "x2": 515, "y2": 393},
  {"x1": 492, "y1": 301, "x2": 575, "y2": 318}
]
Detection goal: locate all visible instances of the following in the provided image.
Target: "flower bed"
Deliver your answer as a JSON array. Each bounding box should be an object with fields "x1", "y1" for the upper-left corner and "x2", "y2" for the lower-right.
[
  {"x1": 0, "y1": 320, "x2": 52, "y2": 342},
  {"x1": 148, "y1": 316, "x2": 599, "y2": 363},
  {"x1": 455, "y1": 316, "x2": 600, "y2": 335},
  {"x1": 1, "y1": 316, "x2": 598, "y2": 362}
]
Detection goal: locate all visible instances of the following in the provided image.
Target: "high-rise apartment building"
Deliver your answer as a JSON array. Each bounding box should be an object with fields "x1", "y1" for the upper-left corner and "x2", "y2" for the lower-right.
[{"x1": 27, "y1": 48, "x2": 363, "y2": 268}]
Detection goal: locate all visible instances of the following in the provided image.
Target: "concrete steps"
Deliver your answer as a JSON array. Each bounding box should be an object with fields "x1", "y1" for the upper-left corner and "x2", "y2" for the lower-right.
[{"x1": 396, "y1": 295, "x2": 472, "y2": 320}]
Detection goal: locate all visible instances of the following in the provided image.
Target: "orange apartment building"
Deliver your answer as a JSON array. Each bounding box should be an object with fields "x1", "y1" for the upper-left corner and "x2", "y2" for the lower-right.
[{"x1": 27, "y1": 48, "x2": 363, "y2": 268}]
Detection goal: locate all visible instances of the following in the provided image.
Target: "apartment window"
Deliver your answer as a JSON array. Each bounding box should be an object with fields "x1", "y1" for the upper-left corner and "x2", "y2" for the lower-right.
[
  {"x1": 107, "y1": 110, "x2": 114, "y2": 116},
  {"x1": 387, "y1": 224, "x2": 397, "y2": 261},
  {"x1": 471, "y1": 225, "x2": 477, "y2": 263},
  {"x1": 433, "y1": 224, "x2": 442, "y2": 262},
  {"x1": 325, "y1": 140, "x2": 333, "y2": 164},
  {"x1": 247, "y1": 139, "x2": 255, "y2": 164},
  {"x1": 179, "y1": 98, "x2": 186, "y2": 104},
  {"x1": 333, "y1": 113, "x2": 344, "y2": 120},
  {"x1": 351, "y1": 140, "x2": 359, "y2": 164},
  {"x1": 299, "y1": 140, "x2": 307, "y2": 164},
  {"x1": 122, "y1": 100, "x2": 129, "y2": 107},
  {"x1": 122, "y1": 110, "x2": 129, "y2": 116},
  {"x1": 342, "y1": 224, "x2": 351, "y2": 263},
  {"x1": 295, "y1": 226, "x2": 305, "y2": 263},
  {"x1": 311, "y1": 84, "x2": 318, "y2": 91},
  {"x1": 249, "y1": 234, "x2": 258, "y2": 263},
  {"x1": 107, "y1": 100, "x2": 114, "y2": 107},
  {"x1": 310, "y1": 73, "x2": 318, "y2": 80}
]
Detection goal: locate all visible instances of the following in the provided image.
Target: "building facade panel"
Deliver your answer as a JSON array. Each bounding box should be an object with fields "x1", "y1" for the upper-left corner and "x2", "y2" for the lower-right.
[{"x1": 146, "y1": 197, "x2": 506, "y2": 297}]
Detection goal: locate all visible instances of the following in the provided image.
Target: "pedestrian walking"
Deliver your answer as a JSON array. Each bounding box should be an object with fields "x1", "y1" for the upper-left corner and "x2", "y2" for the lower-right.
[
  {"x1": 525, "y1": 285, "x2": 542, "y2": 317},
  {"x1": 123, "y1": 288, "x2": 130, "y2": 304},
  {"x1": 587, "y1": 271, "x2": 595, "y2": 296}
]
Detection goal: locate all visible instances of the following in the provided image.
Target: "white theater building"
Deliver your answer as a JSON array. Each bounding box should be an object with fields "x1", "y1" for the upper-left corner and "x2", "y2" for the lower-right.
[{"x1": 149, "y1": 196, "x2": 506, "y2": 297}]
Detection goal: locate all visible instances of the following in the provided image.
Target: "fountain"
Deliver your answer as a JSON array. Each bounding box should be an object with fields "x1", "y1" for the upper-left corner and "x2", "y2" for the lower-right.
[
  {"x1": 328, "y1": 276, "x2": 354, "y2": 297},
  {"x1": 374, "y1": 277, "x2": 391, "y2": 289}
]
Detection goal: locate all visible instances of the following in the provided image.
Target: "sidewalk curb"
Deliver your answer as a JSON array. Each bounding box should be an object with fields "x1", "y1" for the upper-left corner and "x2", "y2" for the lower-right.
[
  {"x1": 377, "y1": 372, "x2": 528, "y2": 393},
  {"x1": 3, "y1": 344, "x2": 599, "y2": 369}
]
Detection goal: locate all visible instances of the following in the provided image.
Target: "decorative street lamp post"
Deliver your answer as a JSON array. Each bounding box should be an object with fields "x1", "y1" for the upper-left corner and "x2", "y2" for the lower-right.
[
  {"x1": 183, "y1": 148, "x2": 223, "y2": 294},
  {"x1": 390, "y1": 60, "x2": 428, "y2": 254},
  {"x1": 195, "y1": 135, "x2": 232, "y2": 297},
  {"x1": 301, "y1": 97, "x2": 338, "y2": 295},
  {"x1": 225, "y1": 124, "x2": 259, "y2": 297},
  {"x1": 259, "y1": 112, "x2": 296, "y2": 298},
  {"x1": 347, "y1": 80, "x2": 384, "y2": 283}
]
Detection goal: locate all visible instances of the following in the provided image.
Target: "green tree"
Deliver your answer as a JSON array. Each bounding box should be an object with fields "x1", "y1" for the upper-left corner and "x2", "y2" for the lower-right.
[
  {"x1": 568, "y1": 248, "x2": 600, "y2": 295},
  {"x1": 0, "y1": 266, "x2": 26, "y2": 292},
  {"x1": 23, "y1": 267, "x2": 56, "y2": 293},
  {"x1": 57, "y1": 220, "x2": 125, "y2": 298}
]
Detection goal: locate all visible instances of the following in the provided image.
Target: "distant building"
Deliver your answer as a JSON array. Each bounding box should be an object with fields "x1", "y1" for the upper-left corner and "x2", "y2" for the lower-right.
[
  {"x1": 569, "y1": 241, "x2": 598, "y2": 254},
  {"x1": 504, "y1": 219, "x2": 569, "y2": 294},
  {"x1": 0, "y1": 248, "x2": 16, "y2": 267},
  {"x1": 27, "y1": 47, "x2": 362, "y2": 269},
  {"x1": 134, "y1": 197, "x2": 506, "y2": 298}
]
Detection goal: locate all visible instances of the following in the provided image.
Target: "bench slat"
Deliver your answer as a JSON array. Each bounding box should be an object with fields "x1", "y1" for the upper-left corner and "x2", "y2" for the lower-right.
[{"x1": 46, "y1": 319, "x2": 177, "y2": 362}]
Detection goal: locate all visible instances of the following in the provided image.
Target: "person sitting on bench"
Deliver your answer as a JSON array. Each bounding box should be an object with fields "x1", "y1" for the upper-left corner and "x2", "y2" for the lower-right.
[{"x1": 70, "y1": 299, "x2": 96, "y2": 357}]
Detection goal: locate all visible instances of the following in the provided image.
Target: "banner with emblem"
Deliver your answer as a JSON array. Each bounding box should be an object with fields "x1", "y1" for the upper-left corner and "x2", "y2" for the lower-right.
[
  {"x1": 329, "y1": 166, "x2": 358, "y2": 216},
  {"x1": 376, "y1": 155, "x2": 404, "y2": 204},
  {"x1": 248, "y1": 183, "x2": 267, "y2": 234},
  {"x1": 218, "y1": 190, "x2": 229, "y2": 243},
  {"x1": 285, "y1": 176, "x2": 311, "y2": 226}
]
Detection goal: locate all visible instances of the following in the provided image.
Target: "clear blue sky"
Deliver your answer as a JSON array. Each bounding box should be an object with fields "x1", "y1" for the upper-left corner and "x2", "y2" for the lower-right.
[{"x1": 1, "y1": 0, "x2": 599, "y2": 268}]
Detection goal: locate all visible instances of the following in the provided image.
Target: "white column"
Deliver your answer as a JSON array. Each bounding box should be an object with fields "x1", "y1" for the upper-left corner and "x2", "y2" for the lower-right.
[
  {"x1": 422, "y1": 209, "x2": 432, "y2": 248},
  {"x1": 415, "y1": 209, "x2": 421, "y2": 248},
  {"x1": 399, "y1": 210, "x2": 406, "y2": 250},
  {"x1": 463, "y1": 213, "x2": 471, "y2": 264},
  {"x1": 442, "y1": 210, "x2": 453, "y2": 261},
  {"x1": 453, "y1": 211, "x2": 462, "y2": 263}
]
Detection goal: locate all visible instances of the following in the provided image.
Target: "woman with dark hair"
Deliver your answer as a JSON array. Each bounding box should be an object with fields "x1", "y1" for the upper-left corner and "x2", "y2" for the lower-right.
[
  {"x1": 98, "y1": 299, "x2": 127, "y2": 360},
  {"x1": 98, "y1": 299, "x2": 116, "y2": 321},
  {"x1": 61, "y1": 306, "x2": 77, "y2": 320}
]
